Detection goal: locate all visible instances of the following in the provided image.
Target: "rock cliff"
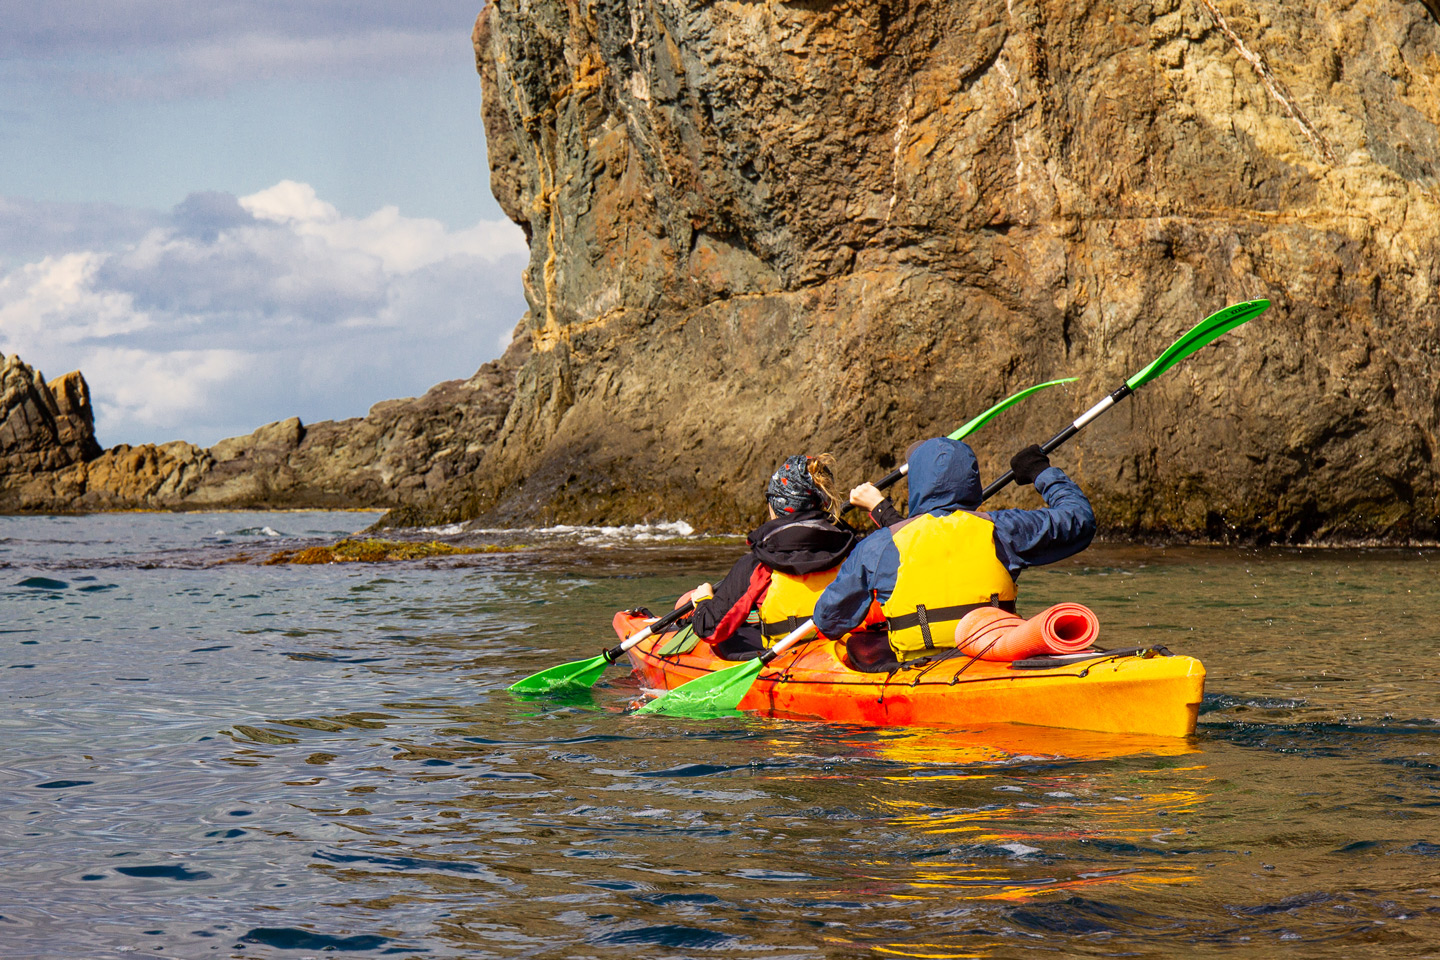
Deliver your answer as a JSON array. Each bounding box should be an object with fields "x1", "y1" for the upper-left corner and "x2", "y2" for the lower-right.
[{"x1": 442, "y1": 0, "x2": 1440, "y2": 542}]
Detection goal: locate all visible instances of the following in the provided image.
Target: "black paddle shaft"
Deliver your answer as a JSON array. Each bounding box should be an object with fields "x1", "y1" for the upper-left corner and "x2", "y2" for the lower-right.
[
  {"x1": 603, "y1": 600, "x2": 695, "y2": 662},
  {"x1": 872, "y1": 466, "x2": 907, "y2": 490},
  {"x1": 858, "y1": 384, "x2": 1132, "y2": 507},
  {"x1": 979, "y1": 383, "x2": 1134, "y2": 502}
]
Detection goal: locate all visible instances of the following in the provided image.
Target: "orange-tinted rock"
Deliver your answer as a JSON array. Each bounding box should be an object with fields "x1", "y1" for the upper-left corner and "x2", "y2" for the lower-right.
[
  {"x1": 451, "y1": 0, "x2": 1440, "y2": 542},
  {"x1": 5, "y1": 2, "x2": 1440, "y2": 543}
]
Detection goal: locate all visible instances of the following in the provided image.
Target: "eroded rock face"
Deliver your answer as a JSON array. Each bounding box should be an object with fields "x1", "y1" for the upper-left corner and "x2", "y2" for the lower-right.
[
  {"x1": 457, "y1": 0, "x2": 1440, "y2": 541},
  {"x1": 4, "y1": 2, "x2": 1437, "y2": 541}
]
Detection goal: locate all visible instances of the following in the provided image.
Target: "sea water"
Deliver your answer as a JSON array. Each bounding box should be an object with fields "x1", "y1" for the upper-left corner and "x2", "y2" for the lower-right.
[{"x1": 2, "y1": 512, "x2": 1438, "y2": 958}]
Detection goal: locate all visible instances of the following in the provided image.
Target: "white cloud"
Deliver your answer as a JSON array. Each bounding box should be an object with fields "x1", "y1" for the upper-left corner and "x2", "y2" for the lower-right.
[
  {"x1": 0, "y1": 182, "x2": 529, "y2": 447},
  {"x1": 83, "y1": 347, "x2": 254, "y2": 438},
  {"x1": 239, "y1": 181, "x2": 522, "y2": 274},
  {"x1": 239, "y1": 180, "x2": 340, "y2": 224},
  {"x1": 0, "y1": 252, "x2": 151, "y2": 344}
]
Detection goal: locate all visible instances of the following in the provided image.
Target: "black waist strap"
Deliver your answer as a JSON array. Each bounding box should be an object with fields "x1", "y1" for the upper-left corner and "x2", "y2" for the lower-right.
[
  {"x1": 760, "y1": 615, "x2": 806, "y2": 640},
  {"x1": 886, "y1": 599, "x2": 1016, "y2": 633},
  {"x1": 761, "y1": 599, "x2": 1018, "y2": 643}
]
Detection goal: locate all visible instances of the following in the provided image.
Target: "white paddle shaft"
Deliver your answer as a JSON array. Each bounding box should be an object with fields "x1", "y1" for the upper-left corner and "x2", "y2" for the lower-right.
[{"x1": 766, "y1": 619, "x2": 817, "y2": 659}]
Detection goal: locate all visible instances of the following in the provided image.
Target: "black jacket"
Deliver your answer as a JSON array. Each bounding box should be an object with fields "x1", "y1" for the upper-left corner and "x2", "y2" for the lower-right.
[{"x1": 691, "y1": 510, "x2": 858, "y2": 642}]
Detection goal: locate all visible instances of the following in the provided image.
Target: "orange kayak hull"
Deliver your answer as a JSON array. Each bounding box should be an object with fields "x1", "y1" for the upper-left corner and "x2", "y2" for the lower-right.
[{"x1": 614, "y1": 612, "x2": 1204, "y2": 737}]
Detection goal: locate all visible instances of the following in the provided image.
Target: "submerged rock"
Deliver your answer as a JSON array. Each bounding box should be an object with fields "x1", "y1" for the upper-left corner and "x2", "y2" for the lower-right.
[{"x1": 258, "y1": 537, "x2": 525, "y2": 565}]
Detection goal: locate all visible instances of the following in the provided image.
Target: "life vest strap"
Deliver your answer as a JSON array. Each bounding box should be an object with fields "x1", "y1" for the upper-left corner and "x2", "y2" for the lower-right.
[
  {"x1": 885, "y1": 598, "x2": 1017, "y2": 635},
  {"x1": 759, "y1": 614, "x2": 805, "y2": 640}
]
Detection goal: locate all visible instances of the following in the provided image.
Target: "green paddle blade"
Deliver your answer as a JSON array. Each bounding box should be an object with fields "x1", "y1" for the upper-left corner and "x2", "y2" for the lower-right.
[
  {"x1": 948, "y1": 377, "x2": 1078, "y2": 441},
  {"x1": 509, "y1": 654, "x2": 610, "y2": 695},
  {"x1": 1126, "y1": 299, "x2": 1270, "y2": 391},
  {"x1": 632, "y1": 658, "x2": 762, "y2": 718}
]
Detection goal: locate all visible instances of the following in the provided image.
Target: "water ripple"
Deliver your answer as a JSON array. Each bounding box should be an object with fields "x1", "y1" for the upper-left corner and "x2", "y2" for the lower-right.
[{"x1": 5, "y1": 517, "x2": 1440, "y2": 957}]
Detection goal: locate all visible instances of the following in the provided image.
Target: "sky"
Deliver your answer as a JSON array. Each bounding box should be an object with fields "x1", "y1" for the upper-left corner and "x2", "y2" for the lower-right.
[{"x1": 0, "y1": 1, "x2": 529, "y2": 447}]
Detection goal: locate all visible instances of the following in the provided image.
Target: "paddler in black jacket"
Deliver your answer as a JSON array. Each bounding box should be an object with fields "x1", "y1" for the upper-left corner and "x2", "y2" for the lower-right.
[{"x1": 688, "y1": 455, "x2": 858, "y2": 659}]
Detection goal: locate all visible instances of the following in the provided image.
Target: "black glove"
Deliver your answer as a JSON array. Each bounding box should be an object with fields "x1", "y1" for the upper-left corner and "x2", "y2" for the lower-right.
[{"x1": 1010, "y1": 444, "x2": 1051, "y2": 486}]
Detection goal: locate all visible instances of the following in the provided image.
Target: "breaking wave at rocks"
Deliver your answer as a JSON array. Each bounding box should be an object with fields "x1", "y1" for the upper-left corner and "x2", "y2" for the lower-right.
[{"x1": 454, "y1": 520, "x2": 699, "y2": 544}]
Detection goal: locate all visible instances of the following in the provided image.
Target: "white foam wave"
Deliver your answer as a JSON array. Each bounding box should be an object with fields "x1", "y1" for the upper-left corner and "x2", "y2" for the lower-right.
[
  {"x1": 227, "y1": 525, "x2": 285, "y2": 538},
  {"x1": 538, "y1": 521, "x2": 696, "y2": 542},
  {"x1": 460, "y1": 521, "x2": 696, "y2": 544},
  {"x1": 419, "y1": 523, "x2": 466, "y2": 536}
]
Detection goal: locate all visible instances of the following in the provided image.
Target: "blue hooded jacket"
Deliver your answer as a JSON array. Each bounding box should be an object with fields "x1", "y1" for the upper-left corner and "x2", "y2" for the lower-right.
[{"x1": 811, "y1": 437, "x2": 1096, "y2": 638}]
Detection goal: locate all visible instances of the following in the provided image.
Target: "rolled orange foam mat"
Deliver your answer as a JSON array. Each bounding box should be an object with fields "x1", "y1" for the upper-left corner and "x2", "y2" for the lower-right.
[
  {"x1": 953, "y1": 603, "x2": 1100, "y2": 661},
  {"x1": 1031, "y1": 602, "x2": 1100, "y2": 653}
]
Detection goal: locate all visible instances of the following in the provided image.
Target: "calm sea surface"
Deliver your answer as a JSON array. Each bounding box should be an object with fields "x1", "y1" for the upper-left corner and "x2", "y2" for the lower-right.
[{"x1": 2, "y1": 512, "x2": 1439, "y2": 959}]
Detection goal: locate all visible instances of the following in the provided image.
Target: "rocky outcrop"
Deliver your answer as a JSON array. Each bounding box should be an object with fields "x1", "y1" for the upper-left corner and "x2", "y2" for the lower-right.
[
  {"x1": 34, "y1": 441, "x2": 216, "y2": 509},
  {"x1": 186, "y1": 335, "x2": 529, "y2": 511},
  {"x1": 0, "y1": 337, "x2": 528, "y2": 514},
  {"x1": 1, "y1": 356, "x2": 103, "y2": 475},
  {"x1": 434, "y1": 0, "x2": 1440, "y2": 542}
]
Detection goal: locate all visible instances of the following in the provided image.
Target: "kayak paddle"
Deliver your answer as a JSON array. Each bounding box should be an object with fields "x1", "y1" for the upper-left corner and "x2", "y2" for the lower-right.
[
  {"x1": 508, "y1": 600, "x2": 696, "y2": 694},
  {"x1": 631, "y1": 616, "x2": 814, "y2": 718},
  {"x1": 636, "y1": 298, "x2": 1269, "y2": 719},
  {"x1": 511, "y1": 377, "x2": 1076, "y2": 697},
  {"x1": 978, "y1": 298, "x2": 1271, "y2": 500},
  {"x1": 868, "y1": 377, "x2": 1080, "y2": 491},
  {"x1": 632, "y1": 377, "x2": 1079, "y2": 719}
]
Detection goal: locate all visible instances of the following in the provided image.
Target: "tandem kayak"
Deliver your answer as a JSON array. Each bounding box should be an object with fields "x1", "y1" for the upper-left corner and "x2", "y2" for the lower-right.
[{"x1": 613, "y1": 611, "x2": 1205, "y2": 737}]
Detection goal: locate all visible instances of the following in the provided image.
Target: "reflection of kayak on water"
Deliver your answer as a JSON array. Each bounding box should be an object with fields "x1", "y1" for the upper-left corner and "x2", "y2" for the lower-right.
[
  {"x1": 764, "y1": 723, "x2": 1199, "y2": 767},
  {"x1": 613, "y1": 611, "x2": 1205, "y2": 738}
]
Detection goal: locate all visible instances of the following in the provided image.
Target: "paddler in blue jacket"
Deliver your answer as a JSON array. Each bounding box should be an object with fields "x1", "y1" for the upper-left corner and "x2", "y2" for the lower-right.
[{"x1": 812, "y1": 437, "x2": 1095, "y2": 671}]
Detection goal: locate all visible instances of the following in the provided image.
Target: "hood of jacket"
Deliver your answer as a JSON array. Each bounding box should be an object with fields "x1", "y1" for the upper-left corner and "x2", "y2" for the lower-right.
[
  {"x1": 747, "y1": 510, "x2": 857, "y2": 575},
  {"x1": 907, "y1": 437, "x2": 982, "y2": 515}
]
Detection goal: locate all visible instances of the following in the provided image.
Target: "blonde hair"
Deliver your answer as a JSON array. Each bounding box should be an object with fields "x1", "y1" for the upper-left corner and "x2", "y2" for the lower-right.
[{"x1": 807, "y1": 453, "x2": 842, "y2": 523}]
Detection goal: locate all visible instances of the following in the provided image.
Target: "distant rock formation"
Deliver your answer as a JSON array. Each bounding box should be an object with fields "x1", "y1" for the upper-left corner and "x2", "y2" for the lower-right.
[
  {"x1": 1, "y1": 355, "x2": 103, "y2": 474},
  {"x1": 0, "y1": 337, "x2": 528, "y2": 514}
]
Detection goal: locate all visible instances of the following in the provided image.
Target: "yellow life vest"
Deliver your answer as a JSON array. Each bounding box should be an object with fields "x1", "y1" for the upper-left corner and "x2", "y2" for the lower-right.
[
  {"x1": 880, "y1": 511, "x2": 1017, "y2": 661},
  {"x1": 758, "y1": 568, "x2": 840, "y2": 646}
]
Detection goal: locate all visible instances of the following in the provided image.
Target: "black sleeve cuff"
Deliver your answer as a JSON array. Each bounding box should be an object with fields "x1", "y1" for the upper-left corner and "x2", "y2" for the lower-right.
[{"x1": 869, "y1": 498, "x2": 904, "y2": 528}]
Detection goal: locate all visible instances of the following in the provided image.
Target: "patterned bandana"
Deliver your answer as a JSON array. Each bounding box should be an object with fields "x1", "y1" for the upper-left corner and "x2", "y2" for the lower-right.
[{"x1": 766, "y1": 455, "x2": 829, "y2": 516}]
